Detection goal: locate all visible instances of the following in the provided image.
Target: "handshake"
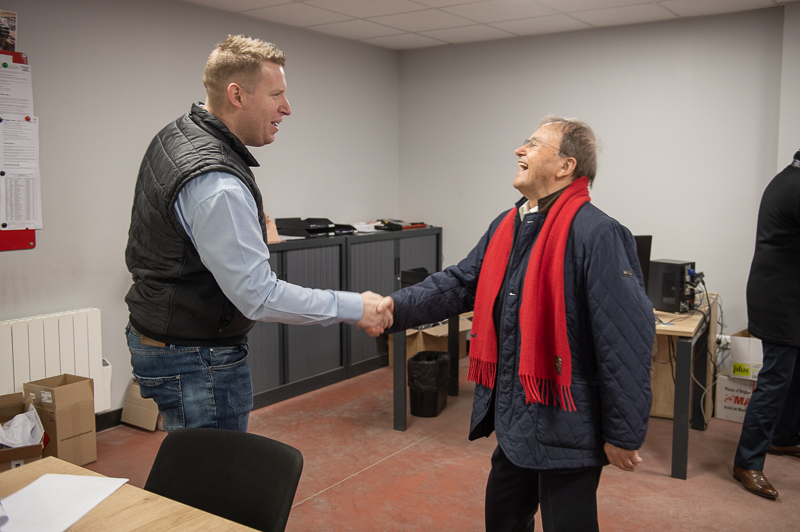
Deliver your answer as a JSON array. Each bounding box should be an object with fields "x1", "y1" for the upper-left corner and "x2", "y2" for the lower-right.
[{"x1": 356, "y1": 291, "x2": 395, "y2": 338}]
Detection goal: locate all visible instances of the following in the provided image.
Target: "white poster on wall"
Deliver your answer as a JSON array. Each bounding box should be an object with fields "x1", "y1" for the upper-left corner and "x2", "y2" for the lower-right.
[{"x1": 0, "y1": 115, "x2": 41, "y2": 230}]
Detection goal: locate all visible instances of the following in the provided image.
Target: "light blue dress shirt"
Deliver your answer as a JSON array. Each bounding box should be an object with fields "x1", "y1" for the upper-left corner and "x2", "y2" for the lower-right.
[{"x1": 174, "y1": 171, "x2": 363, "y2": 326}]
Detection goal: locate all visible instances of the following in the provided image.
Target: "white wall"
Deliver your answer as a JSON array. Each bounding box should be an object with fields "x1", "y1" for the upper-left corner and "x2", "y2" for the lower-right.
[
  {"x1": 398, "y1": 7, "x2": 797, "y2": 336},
  {"x1": 778, "y1": 3, "x2": 800, "y2": 166},
  {"x1": 0, "y1": 0, "x2": 398, "y2": 411},
  {"x1": 1, "y1": 1, "x2": 797, "y2": 412}
]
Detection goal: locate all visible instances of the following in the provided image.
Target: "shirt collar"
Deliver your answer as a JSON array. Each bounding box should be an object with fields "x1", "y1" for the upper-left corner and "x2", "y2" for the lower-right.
[{"x1": 518, "y1": 185, "x2": 569, "y2": 220}]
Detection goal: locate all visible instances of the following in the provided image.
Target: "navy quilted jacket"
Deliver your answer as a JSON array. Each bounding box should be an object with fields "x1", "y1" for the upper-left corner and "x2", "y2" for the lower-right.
[{"x1": 390, "y1": 198, "x2": 654, "y2": 470}]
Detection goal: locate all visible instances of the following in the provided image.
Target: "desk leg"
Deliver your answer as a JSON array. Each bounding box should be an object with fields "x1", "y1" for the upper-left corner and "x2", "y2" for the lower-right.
[
  {"x1": 691, "y1": 327, "x2": 710, "y2": 430},
  {"x1": 672, "y1": 337, "x2": 692, "y2": 479},
  {"x1": 393, "y1": 331, "x2": 407, "y2": 431},
  {"x1": 448, "y1": 316, "x2": 459, "y2": 396}
]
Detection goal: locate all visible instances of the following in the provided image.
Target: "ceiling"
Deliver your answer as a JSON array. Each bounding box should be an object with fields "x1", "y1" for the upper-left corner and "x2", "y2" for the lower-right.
[{"x1": 174, "y1": 0, "x2": 797, "y2": 50}]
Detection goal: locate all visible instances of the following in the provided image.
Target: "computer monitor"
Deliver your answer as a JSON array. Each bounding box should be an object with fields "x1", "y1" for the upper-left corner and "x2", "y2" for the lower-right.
[{"x1": 633, "y1": 235, "x2": 652, "y2": 289}]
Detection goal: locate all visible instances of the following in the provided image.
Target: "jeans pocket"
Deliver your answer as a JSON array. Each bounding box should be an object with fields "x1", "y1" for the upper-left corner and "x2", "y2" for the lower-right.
[
  {"x1": 206, "y1": 345, "x2": 249, "y2": 369},
  {"x1": 134, "y1": 374, "x2": 181, "y2": 407},
  {"x1": 133, "y1": 374, "x2": 184, "y2": 431}
]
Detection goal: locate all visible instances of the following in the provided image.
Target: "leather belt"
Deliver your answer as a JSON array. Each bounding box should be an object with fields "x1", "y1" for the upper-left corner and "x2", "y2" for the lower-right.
[{"x1": 131, "y1": 326, "x2": 167, "y2": 347}]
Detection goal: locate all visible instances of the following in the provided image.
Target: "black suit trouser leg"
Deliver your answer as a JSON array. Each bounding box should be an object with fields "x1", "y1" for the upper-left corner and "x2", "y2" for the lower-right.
[
  {"x1": 485, "y1": 444, "x2": 603, "y2": 532},
  {"x1": 734, "y1": 341, "x2": 800, "y2": 470}
]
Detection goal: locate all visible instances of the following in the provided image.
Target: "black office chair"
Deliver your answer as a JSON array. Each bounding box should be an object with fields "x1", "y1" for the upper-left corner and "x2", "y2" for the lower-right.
[{"x1": 144, "y1": 427, "x2": 304, "y2": 532}]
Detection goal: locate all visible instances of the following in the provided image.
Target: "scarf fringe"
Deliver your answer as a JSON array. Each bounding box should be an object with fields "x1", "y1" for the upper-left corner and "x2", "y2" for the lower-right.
[
  {"x1": 468, "y1": 357, "x2": 496, "y2": 389},
  {"x1": 470, "y1": 361, "x2": 578, "y2": 412},
  {"x1": 520, "y1": 375, "x2": 577, "y2": 412}
]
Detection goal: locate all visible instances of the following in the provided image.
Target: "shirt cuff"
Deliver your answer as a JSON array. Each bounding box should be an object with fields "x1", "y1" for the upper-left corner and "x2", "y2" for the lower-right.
[{"x1": 337, "y1": 291, "x2": 364, "y2": 324}]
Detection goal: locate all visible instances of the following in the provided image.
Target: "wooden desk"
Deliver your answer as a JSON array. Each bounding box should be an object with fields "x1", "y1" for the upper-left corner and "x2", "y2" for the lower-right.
[
  {"x1": 653, "y1": 303, "x2": 717, "y2": 480},
  {"x1": 0, "y1": 457, "x2": 254, "y2": 531}
]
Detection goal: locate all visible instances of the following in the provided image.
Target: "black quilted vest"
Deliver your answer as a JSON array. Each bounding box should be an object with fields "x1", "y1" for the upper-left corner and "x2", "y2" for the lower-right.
[{"x1": 125, "y1": 102, "x2": 267, "y2": 346}]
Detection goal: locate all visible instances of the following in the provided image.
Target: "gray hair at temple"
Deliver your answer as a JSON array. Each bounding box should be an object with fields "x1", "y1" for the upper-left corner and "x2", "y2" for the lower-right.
[{"x1": 538, "y1": 115, "x2": 598, "y2": 185}]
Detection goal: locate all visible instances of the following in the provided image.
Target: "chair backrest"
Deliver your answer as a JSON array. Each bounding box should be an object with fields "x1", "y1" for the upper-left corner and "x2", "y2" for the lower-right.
[{"x1": 144, "y1": 428, "x2": 303, "y2": 532}]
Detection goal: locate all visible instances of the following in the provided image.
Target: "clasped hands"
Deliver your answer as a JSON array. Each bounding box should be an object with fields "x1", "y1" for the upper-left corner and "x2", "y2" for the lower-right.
[{"x1": 356, "y1": 291, "x2": 395, "y2": 337}]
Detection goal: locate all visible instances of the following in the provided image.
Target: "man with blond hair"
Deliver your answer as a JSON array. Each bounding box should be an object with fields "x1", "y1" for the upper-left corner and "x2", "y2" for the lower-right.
[
  {"x1": 125, "y1": 35, "x2": 390, "y2": 432},
  {"x1": 372, "y1": 116, "x2": 654, "y2": 531}
]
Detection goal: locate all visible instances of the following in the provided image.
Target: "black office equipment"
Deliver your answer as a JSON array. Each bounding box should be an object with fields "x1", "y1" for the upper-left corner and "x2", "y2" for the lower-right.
[
  {"x1": 647, "y1": 259, "x2": 696, "y2": 313},
  {"x1": 275, "y1": 217, "x2": 355, "y2": 238},
  {"x1": 633, "y1": 235, "x2": 652, "y2": 289},
  {"x1": 400, "y1": 267, "x2": 430, "y2": 288}
]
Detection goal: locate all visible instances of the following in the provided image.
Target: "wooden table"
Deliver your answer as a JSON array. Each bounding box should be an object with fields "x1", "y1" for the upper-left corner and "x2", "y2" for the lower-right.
[{"x1": 0, "y1": 457, "x2": 254, "y2": 531}]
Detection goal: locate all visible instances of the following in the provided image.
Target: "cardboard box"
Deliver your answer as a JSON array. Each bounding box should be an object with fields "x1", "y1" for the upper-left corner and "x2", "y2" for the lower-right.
[
  {"x1": 0, "y1": 392, "x2": 44, "y2": 471},
  {"x1": 24, "y1": 374, "x2": 97, "y2": 466},
  {"x1": 729, "y1": 330, "x2": 763, "y2": 381},
  {"x1": 714, "y1": 374, "x2": 756, "y2": 423},
  {"x1": 388, "y1": 316, "x2": 472, "y2": 367},
  {"x1": 121, "y1": 380, "x2": 160, "y2": 431},
  {"x1": 101, "y1": 358, "x2": 113, "y2": 412}
]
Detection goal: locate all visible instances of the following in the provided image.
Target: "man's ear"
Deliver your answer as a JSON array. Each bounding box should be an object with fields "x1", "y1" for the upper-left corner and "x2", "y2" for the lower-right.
[
  {"x1": 557, "y1": 156, "x2": 577, "y2": 179},
  {"x1": 227, "y1": 82, "x2": 245, "y2": 109}
]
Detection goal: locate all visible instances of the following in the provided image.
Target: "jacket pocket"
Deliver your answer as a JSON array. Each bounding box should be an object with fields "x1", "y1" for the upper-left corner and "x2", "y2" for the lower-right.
[{"x1": 535, "y1": 377, "x2": 602, "y2": 450}]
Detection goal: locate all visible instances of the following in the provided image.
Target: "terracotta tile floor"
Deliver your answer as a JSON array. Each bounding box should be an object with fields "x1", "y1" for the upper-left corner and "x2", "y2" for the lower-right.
[{"x1": 87, "y1": 357, "x2": 800, "y2": 531}]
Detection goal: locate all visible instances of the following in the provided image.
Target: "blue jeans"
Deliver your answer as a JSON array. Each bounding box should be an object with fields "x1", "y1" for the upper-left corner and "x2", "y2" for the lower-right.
[{"x1": 126, "y1": 324, "x2": 253, "y2": 432}]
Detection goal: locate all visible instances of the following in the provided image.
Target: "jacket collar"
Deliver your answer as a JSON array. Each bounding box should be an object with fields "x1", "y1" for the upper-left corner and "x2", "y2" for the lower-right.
[{"x1": 188, "y1": 102, "x2": 260, "y2": 168}]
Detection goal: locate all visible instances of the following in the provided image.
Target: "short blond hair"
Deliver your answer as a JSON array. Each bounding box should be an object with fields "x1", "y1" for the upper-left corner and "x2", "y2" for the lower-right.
[{"x1": 203, "y1": 35, "x2": 286, "y2": 109}]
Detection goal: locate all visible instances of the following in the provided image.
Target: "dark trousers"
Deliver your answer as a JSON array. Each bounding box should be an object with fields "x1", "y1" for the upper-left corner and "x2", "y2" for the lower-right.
[
  {"x1": 734, "y1": 341, "x2": 800, "y2": 470},
  {"x1": 484, "y1": 445, "x2": 603, "y2": 532}
]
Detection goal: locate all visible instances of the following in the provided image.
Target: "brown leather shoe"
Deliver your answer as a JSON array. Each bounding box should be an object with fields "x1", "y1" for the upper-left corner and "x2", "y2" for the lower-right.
[
  {"x1": 768, "y1": 444, "x2": 800, "y2": 458},
  {"x1": 733, "y1": 466, "x2": 778, "y2": 500}
]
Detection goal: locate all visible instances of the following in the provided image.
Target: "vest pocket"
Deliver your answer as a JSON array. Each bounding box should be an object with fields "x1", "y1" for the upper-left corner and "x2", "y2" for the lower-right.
[{"x1": 218, "y1": 299, "x2": 237, "y2": 333}]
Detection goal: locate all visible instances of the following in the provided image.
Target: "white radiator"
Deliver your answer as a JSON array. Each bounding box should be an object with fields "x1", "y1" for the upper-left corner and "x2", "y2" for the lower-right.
[{"x1": 0, "y1": 308, "x2": 107, "y2": 412}]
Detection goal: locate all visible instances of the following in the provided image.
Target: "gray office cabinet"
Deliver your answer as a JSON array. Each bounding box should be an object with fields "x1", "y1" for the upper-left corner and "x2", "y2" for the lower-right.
[
  {"x1": 248, "y1": 228, "x2": 441, "y2": 409},
  {"x1": 248, "y1": 251, "x2": 283, "y2": 395},
  {"x1": 347, "y1": 238, "x2": 396, "y2": 368},
  {"x1": 284, "y1": 246, "x2": 343, "y2": 382}
]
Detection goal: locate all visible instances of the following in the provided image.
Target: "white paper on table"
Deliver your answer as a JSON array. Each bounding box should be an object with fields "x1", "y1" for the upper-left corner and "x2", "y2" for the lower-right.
[
  {"x1": 352, "y1": 222, "x2": 379, "y2": 233},
  {"x1": 0, "y1": 474, "x2": 128, "y2": 532}
]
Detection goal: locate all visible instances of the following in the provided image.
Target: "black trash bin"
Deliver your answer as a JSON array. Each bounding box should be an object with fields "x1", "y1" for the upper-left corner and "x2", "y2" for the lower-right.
[{"x1": 408, "y1": 351, "x2": 450, "y2": 417}]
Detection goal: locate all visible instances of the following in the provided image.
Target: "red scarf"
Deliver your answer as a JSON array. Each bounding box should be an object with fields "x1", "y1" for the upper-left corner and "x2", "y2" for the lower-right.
[{"x1": 468, "y1": 176, "x2": 590, "y2": 411}]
